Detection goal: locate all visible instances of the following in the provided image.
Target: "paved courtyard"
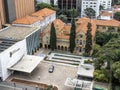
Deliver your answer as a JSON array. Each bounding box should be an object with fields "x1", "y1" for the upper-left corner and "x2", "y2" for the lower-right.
[{"x1": 8, "y1": 61, "x2": 78, "y2": 90}]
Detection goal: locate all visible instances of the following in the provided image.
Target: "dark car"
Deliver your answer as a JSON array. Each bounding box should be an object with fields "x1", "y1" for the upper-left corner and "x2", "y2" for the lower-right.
[{"x1": 48, "y1": 65, "x2": 54, "y2": 73}]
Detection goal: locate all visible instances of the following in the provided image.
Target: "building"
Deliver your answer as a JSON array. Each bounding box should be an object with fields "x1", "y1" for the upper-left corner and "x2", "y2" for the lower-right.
[
  {"x1": 0, "y1": 25, "x2": 41, "y2": 81},
  {"x1": 4, "y1": 0, "x2": 35, "y2": 23},
  {"x1": 42, "y1": 18, "x2": 120, "y2": 54},
  {"x1": 0, "y1": 0, "x2": 35, "y2": 28},
  {"x1": 99, "y1": 11, "x2": 113, "y2": 20},
  {"x1": 81, "y1": 0, "x2": 100, "y2": 18},
  {"x1": 42, "y1": 19, "x2": 71, "y2": 50},
  {"x1": 12, "y1": 8, "x2": 56, "y2": 31},
  {"x1": 37, "y1": 0, "x2": 50, "y2": 4},
  {"x1": 0, "y1": 0, "x2": 6, "y2": 29},
  {"x1": 58, "y1": 0, "x2": 78, "y2": 9},
  {"x1": 100, "y1": 0, "x2": 112, "y2": 9},
  {"x1": 81, "y1": 0, "x2": 112, "y2": 18}
]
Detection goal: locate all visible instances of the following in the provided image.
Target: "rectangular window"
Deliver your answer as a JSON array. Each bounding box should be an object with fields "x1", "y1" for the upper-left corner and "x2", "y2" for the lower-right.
[{"x1": 80, "y1": 40, "x2": 82, "y2": 45}]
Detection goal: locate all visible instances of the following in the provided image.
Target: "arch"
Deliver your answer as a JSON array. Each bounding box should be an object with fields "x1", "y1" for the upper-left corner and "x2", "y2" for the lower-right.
[
  {"x1": 48, "y1": 45, "x2": 50, "y2": 49},
  {"x1": 65, "y1": 47, "x2": 67, "y2": 51},
  {"x1": 79, "y1": 47, "x2": 82, "y2": 52},
  {"x1": 44, "y1": 44, "x2": 47, "y2": 48},
  {"x1": 58, "y1": 45, "x2": 60, "y2": 50},
  {"x1": 61, "y1": 46, "x2": 64, "y2": 50},
  {"x1": 40, "y1": 43, "x2": 43, "y2": 48}
]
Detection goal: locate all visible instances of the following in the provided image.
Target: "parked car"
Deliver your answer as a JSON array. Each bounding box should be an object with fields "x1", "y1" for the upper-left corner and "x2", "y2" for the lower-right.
[{"x1": 48, "y1": 65, "x2": 54, "y2": 73}]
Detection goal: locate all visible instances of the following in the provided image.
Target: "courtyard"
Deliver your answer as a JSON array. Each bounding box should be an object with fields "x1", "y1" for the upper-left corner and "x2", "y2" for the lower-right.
[{"x1": 8, "y1": 61, "x2": 78, "y2": 90}]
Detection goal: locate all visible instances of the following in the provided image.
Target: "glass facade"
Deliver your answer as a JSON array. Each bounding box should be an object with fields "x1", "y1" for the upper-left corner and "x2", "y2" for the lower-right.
[{"x1": 26, "y1": 29, "x2": 41, "y2": 55}]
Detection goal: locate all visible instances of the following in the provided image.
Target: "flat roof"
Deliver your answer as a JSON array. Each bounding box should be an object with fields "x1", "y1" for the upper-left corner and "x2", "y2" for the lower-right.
[
  {"x1": 0, "y1": 25, "x2": 39, "y2": 40},
  {"x1": 65, "y1": 78, "x2": 93, "y2": 90},
  {"x1": 0, "y1": 84, "x2": 22, "y2": 90},
  {"x1": 77, "y1": 64, "x2": 94, "y2": 78},
  {"x1": 0, "y1": 39, "x2": 17, "y2": 53},
  {"x1": 8, "y1": 55, "x2": 44, "y2": 73}
]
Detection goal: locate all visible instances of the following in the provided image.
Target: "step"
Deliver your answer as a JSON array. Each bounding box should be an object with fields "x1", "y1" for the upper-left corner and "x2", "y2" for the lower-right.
[{"x1": 44, "y1": 59, "x2": 79, "y2": 66}]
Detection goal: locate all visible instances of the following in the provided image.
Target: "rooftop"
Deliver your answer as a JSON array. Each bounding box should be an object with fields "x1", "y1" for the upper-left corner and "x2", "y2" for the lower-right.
[
  {"x1": 77, "y1": 64, "x2": 94, "y2": 78},
  {"x1": 8, "y1": 55, "x2": 44, "y2": 73},
  {"x1": 0, "y1": 39, "x2": 17, "y2": 53},
  {"x1": 0, "y1": 26, "x2": 39, "y2": 40},
  {"x1": 65, "y1": 78, "x2": 93, "y2": 90},
  {"x1": 12, "y1": 15, "x2": 40, "y2": 25},
  {"x1": 32, "y1": 8, "x2": 56, "y2": 17}
]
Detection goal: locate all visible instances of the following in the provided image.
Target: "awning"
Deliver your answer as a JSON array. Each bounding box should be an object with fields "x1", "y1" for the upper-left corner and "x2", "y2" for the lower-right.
[{"x1": 8, "y1": 55, "x2": 44, "y2": 73}]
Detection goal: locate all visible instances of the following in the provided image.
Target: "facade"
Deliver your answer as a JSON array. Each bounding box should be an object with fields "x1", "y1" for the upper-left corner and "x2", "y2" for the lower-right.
[
  {"x1": 100, "y1": 0, "x2": 112, "y2": 9},
  {"x1": 58, "y1": 0, "x2": 77, "y2": 9},
  {"x1": 42, "y1": 19, "x2": 71, "y2": 50},
  {"x1": 0, "y1": 0, "x2": 35, "y2": 24},
  {"x1": 42, "y1": 18, "x2": 120, "y2": 54},
  {"x1": 81, "y1": 0, "x2": 112, "y2": 18},
  {"x1": 13, "y1": 8, "x2": 56, "y2": 32},
  {"x1": 0, "y1": 25, "x2": 41, "y2": 81},
  {"x1": 37, "y1": 0, "x2": 50, "y2": 4},
  {"x1": 81, "y1": 0, "x2": 100, "y2": 18},
  {"x1": 0, "y1": 0, "x2": 6, "y2": 29},
  {"x1": 99, "y1": 11, "x2": 112, "y2": 20}
]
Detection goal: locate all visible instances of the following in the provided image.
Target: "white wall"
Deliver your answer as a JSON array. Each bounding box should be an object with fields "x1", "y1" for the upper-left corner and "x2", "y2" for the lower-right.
[
  {"x1": 0, "y1": 39, "x2": 27, "y2": 81},
  {"x1": 99, "y1": 16, "x2": 111, "y2": 20},
  {"x1": 0, "y1": 59, "x2": 2, "y2": 77},
  {"x1": 100, "y1": 0, "x2": 112, "y2": 9},
  {"x1": 37, "y1": 0, "x2": 50, "y2": 4}
]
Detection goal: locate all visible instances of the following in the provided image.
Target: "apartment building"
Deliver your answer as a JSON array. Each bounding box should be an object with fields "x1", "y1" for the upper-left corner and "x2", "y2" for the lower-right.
[
  {"x1": 81, "y1": 0, "x2": 112, "y2": 18},
  {"x1": 81, "y1": 0, "x2": 100, "y2": 18},
  {"x1": 100, "y1": 0, "x2": 112, "y2": 9},
  {"x1": 37, "y1": 0, "x2": 50, "y2": 4},
  {"x1": 58, "y1": 0, "x2": 78, "y2": 9}
]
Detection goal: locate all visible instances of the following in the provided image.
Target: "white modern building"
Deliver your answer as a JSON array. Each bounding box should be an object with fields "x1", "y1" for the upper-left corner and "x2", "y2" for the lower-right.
[
  {"x1": 12, "y1": 8, "x2": 56, "y2": 32},
  {"x1": 81, "y1": 0, "x2": 100, "y2": 18},
  {"x1": 99, "y1": 11, "x2": 112, "y2": 20},
  {"x1": 100, "y1": 0, "x2": 112, "y2": 9},
  {"x1": 0, "y1": 26, "x2": 42, "y2": 81},
  {"x1": 36, "y1": 0, "x2": 50, "y2": 4},
  {"x1": 81, "y1": 0, "x2": 112, "y2": 18}
]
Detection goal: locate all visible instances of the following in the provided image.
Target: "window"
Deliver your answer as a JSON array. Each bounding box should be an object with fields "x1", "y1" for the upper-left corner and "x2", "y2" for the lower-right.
[
  {"x1": 97, "y1": 26, "x2": 99, "y2": 29},
  {"x1": 83, "y1": 40, "x2": 86, "y2": 45},
  {"x1": 102, "y1": 26, "x2": 106, "y2": 29},
  {"x1": 80, "y1": 40, "x2": 82, "y2": 45},
  {"x1": 80, "y1": 34, "x2": 83, "y2": 38},
  {"x1": 76, "y1": 39, "x2": 79, "y2": 43}
]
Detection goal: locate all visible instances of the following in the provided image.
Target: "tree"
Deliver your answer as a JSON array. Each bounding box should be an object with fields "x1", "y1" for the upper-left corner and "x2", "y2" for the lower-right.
[
  {"x1": 84, "y1": 8, "x2": 96, "y2": 18},
  {"x1": 84, "y1": 22, "x2": 92, "y2": 56},
  {"x1": 112, "y1": 61, "x2": 120, "y2": 82},
  {"x1": 58, "y1": 14, "x2": 68, "y2": 23},
  {"x1": 114, "y1": 12, "x2": 120, "y2": 21},
  {"x1": 69, "y1": 10, "x2": 76, "y2": 53},
  {"x1": 36, "y1": 2, "x2": 54, "y2": 10},
  {"x1": 99, "y1": 5, "x2": 104, "y2": 11},
  {"x1": 92, "y1": 44, "x2": 101, "y2": 56},
  {"x1": 50, "y1": 22, "x2": 56, "y2": 50}
]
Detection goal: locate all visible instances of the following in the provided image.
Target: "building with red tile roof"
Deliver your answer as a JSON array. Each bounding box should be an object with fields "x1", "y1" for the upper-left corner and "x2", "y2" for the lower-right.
[
  {"x1": 12, "y1": 8, "x2": 56, "y2": 28},
  {"x1": 42, "y1": 18, "x2": 120, "y2": 54}
]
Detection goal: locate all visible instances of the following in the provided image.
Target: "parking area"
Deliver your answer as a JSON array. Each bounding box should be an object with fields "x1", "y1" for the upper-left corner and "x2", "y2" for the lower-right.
[{"x1": 8, "y1": 61, "x2": 78, "y2": 90}]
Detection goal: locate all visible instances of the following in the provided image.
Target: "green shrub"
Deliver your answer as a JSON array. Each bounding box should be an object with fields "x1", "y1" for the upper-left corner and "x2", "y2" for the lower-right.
[
  {"x1": 84, "y1": 59, "x2": 93, "y2": 64},
  {"x1": 94, "y1": 69, "x2": 108, "y2": 82}
]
